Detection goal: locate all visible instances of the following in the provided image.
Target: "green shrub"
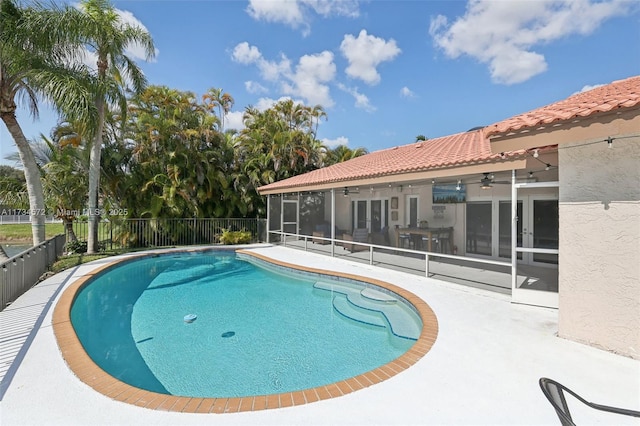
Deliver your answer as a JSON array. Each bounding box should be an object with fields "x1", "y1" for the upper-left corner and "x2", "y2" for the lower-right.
[
  {"x1": 65, "y1": 240, "x2": 88, "y2": 254},
  {"x1": 219, "y1": 229, "x2": 252, "y2": 245}
]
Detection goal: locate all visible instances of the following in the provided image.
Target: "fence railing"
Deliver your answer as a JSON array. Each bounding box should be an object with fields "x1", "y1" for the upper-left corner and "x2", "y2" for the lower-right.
[
  {"x1": 0, "y1": 215, "x2": 60, "y2": 224},
  {"x1": 269, "y1": 230, "x2": 512, "y2": 279},
  {"x1": 1, "y1": 234, "x2": 66, "y2": 311},
  {"x1": 70, "y1": 218, "x2": 266, "y2": 250}
]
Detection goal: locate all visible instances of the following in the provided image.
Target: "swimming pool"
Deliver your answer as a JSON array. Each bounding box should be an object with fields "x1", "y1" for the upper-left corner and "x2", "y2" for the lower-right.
[{"x1": 54, "y1": 248, "x2": 438, "y2": 412}]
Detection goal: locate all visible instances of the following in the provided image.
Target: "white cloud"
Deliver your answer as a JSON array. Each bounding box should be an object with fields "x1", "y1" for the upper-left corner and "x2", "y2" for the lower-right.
[
  {"x1": 322, "y1": 136, "x2": 349, "y2": 148},
  {"x1": 575, "y1": 83, "x2": 605, "y2": 94},
  {"x1": 260, "y1": 54, "x2": 293, "y2": 82},
  {"x1": 232, "y1": 42, "x2": 262, "y2": 65},
  {"x1": 232, "y1": 43, "x2": 336, "y2": 107},
  {"x1": 245, "y1": 81, "x2": 269, "y2": 94},
  {"x1": 430, "y1": 0, "x2": 630, "y2": 85},
  {"x1": 302, "y1": 0, "x2": 360, "y2": 18},
  {"x1": 400, "y1": 86, "x2": 415, "y2": 98},
  {"x1": 282, "y1": 51, "x2": 336, "y2": 107},
  {"x1": 246, "y1": 0, "x2": 305, "y2": 27},
  {"x1": 232, "y1": 43, "x2": 290, "y2": 81},
  {"x1": 254, "y1": 97, "x2": 281, "y2": 111},
  {"x1": 340, "y1": 30, "x2": 401, "y2": 85},
  {"x1": 246, "y1": 0, "x2": 359, "y2": 35},
  {"x1": 337, "y1": 83, "x2": 375, "y2": 112},
  {"x1": 115, "y1": 9, "x2": 158, "y2": 62},
  {"x1": 224, "y1": 111, "x2": 245, "y2": 132},
  {"x1": 254, "y1": 96, "x2": 305, "y2": 111}
]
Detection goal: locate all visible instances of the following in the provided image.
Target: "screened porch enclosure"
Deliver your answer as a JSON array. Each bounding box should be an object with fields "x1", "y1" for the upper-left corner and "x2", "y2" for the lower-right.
[{"x1": 265, "y1": 176, "x2": 559, "y2": 307}]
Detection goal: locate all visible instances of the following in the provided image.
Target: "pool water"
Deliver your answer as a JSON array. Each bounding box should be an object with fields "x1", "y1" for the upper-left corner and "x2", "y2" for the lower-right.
[{"x1": 70, "y1": 251, "x2": 420, "y2": 398}]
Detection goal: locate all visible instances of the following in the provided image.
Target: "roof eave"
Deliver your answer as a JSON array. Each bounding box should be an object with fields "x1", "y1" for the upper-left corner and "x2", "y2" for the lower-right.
[{"x1": 257, "y1": 156, "x2": 529, "y2": 195}]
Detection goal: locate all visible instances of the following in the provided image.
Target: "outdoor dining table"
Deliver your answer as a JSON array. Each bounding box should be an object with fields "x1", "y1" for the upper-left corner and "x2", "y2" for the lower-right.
[{"x1": 395, "y1": 227, "x2": 453, "y2": 253}]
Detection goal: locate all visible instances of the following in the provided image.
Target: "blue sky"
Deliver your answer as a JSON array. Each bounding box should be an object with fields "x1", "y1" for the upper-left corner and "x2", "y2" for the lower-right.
[{"x1": 1, "y1": 0, "x2": 639, "y2": 167}]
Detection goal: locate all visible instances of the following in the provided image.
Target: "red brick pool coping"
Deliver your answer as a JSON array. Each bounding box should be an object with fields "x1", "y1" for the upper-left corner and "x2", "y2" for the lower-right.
[{"x1": 52, "y1": 248, "x2": 439, "y2": 413}]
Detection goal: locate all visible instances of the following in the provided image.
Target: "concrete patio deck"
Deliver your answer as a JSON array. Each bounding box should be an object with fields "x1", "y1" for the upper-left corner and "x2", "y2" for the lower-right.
[{"x1": 1, "y1": 245, "x2": 638, "y2": 425}]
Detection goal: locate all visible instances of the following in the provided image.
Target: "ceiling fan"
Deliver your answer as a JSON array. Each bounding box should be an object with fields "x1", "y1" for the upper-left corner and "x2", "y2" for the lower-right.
[
  {"x1": 479, "y1": 173, "x2": 510, "y2": 189},
  {"x1": 343, "y1": 186, "x2": 360, "y2": 196}
]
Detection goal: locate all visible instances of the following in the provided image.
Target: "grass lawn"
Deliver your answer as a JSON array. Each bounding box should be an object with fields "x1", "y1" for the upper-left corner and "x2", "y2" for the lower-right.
[
  {"x1": 50, "y1": 250, "x2": 126, "y2": 273},
  {"x1": 0, "y1": 223, "x2": 65, "y2": 241}
]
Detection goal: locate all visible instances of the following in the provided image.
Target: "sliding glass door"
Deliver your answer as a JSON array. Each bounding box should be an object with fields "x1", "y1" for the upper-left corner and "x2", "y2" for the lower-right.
[
  {"x1": 351, "y1": 199, "x2": 389, "y2": 232},
  {"x1": 466, "y1": 202, "x2": 492, "y2": 256}
]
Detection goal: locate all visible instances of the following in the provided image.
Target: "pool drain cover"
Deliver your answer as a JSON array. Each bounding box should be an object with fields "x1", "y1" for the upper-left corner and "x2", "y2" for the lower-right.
[
  {"x1": 184, "y1": 314, "x2": 197, "y2": 323},
  {"x1": 221, "y1": 331, "x2": 235, "y2": 338}
]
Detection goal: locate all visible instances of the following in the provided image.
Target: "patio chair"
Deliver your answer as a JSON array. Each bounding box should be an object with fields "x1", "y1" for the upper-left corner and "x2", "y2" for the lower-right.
[
  {"x1": 539, "y1": 377, "x2": 640, "y2": 426},
  {"x1": 370, "y1": 226, "x2": 390, "y2": 246},
  {"x1": 398, "y1": 232, "x2": 412, "y2": 249},
  {"x1": 343, "y1": 228, "x2": 369, "y2": 252},
  {"x1": 395, "y1": 225, "x2": 413, "y2": 249},
  {"x1": 436, "y1": 228, "x2": 452, "y2": 253}
]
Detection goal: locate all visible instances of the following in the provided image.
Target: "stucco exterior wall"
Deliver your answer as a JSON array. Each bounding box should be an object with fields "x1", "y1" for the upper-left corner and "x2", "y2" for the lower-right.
[{"x1": 558, "y1": 136, "x2": 640, "y2": 359}]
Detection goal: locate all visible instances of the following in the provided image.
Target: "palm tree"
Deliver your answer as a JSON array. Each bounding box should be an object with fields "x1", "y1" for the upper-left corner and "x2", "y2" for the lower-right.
[
  {"x1": 325, "y1": 145, "x2": 368, "y2": 165},
  {"x1": 0, "y1": 0, "x2": 97, "y2": 245},
  {"x1": 40, "y1": 131, "x2": 89, "y2": 243},
  {"x1": 202, "y1": 88, "x2": 234, "y2": 131},
  {"x1": 75, "y1": 0, "x2": 155, "y2": 253}
]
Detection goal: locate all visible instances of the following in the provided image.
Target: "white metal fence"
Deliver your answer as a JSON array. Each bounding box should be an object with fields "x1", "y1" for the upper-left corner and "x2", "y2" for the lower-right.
[
  {"x1": 70, "y1": 218, "x2": 267, "y2": 250},
  {"x1": 1, "y1": 234, "x2": 66, "y2": 311},
  {"x1": 0, "y1": 215, "x2": 60, "y2": 224},
  {"x1": 270, "y1": 230, "x2": 511, "y2": 277}
]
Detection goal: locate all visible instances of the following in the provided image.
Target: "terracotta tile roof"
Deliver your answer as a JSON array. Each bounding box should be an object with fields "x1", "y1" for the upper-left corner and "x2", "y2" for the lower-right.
[
  {"x1": 485, "y1": 75, "x2": 640, "y2": 136},
  {"x1": 258, "y1": 75, "x2": 639, "y2": 193},
  {"x1": 258, "y1": 130, "x2": 523, "y2": 192}
]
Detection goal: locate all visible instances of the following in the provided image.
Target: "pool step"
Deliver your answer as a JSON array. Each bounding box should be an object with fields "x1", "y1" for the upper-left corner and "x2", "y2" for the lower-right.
[
  {"x1": 332, "y1": 296, "x2": 387, "y2": 328},
  {"x1": 314, "y1": 281, "x2": 420, "y2": 340},
  {"x1": 361, "y1": 287, "x2": 397, "y2": 303}
]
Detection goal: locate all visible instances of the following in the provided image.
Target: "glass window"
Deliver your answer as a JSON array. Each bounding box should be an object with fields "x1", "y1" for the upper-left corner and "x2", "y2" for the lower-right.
[
  {"x1": 384, "y1": 200, "x2": 389, "y2": 228},
  {"x1": 533, "y1": 199, "x2": 559, "y2": 264},
  {"x1": 356, "y1": 200, "x2": 367, "y2": 228},
  {"x1": 268, "y1": 195, "x2": 282, "y2": 231},
  {"x1": 466, "y1": 202, "x2": 492, "y2": 255},
  {"x1": 499, "y1": 200, "x2": 522, "y2": 259},
  {"x1": 371, "y1": 200, "x2": 382, "y2": 232},
  {"x1": 408, "y1": 196, "x2": 418, "y2": 227}
]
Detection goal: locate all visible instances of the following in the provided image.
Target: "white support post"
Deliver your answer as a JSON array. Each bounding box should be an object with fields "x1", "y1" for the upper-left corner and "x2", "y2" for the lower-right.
[
  {"x1": 511, "y1": 169, "x2": 518, "y2": 295},
  {"x1": 280, "y1": 195, "x2": 284, "y2": 245},
  {"x1": 331, "y1": 188, "x2": 336, "y2": 257},
  {"x1": 425, "y1": 253, "x2": 430, "y2": 277},
  {"x1": 266, "y1": 195, "x2": 271, "y2": 243},
  {"x1": 296, "y1": 192, "x2": 301, "y2": 238}
]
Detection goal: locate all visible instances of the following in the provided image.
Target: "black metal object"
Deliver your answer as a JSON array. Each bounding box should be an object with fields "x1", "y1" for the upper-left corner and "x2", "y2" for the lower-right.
[{"x1": 539, "y1": 377, "x2": 640, "y2": 426}]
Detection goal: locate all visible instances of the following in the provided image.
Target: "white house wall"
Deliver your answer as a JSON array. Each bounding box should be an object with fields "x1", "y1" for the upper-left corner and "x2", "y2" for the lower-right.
[{"x1": 558, "y1": 136, "x2": 640, "y2": 359}]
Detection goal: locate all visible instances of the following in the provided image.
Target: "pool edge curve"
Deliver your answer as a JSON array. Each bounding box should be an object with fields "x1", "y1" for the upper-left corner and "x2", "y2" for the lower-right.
[{"x1": 52, "y1": 248, "x2": 439, "y2": 414}]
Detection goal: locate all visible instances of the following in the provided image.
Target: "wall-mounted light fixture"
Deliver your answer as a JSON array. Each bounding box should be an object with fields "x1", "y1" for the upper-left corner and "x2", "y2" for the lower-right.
[
  {"x1": 456, "y1": 179, "x2": 462, "y2": 191},
  {"x1": 533, "y1": 149, "x2": 539, "y2": 158}
]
